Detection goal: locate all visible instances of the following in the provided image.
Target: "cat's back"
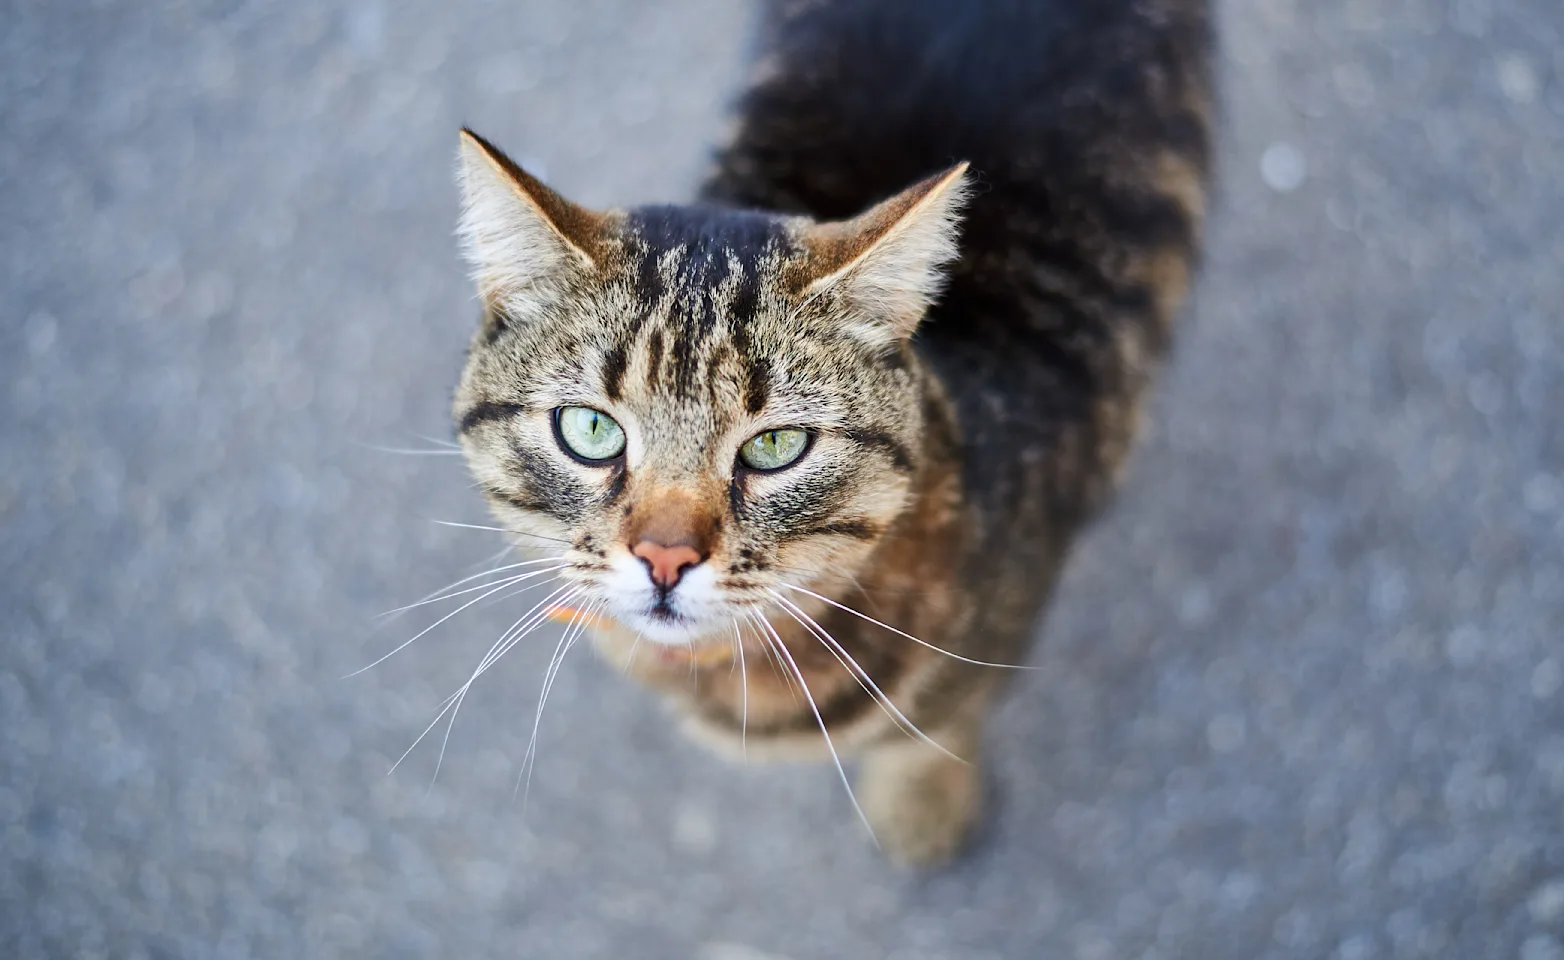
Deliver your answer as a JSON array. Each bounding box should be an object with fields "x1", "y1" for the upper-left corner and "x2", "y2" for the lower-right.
[{"x1": 707, "y1": 0, "x2": 1212, "y2": 228}]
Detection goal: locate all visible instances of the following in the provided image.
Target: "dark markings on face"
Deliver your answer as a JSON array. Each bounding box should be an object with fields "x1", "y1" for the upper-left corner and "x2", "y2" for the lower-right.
[
  {"x1": 462, "y1": 200, "x2": 920, "y2": 642},
  {"x1": 497, "y1": 444, "x2": 608, "y2": 525},
  {"x1": 843, "y1": 427, "x2": 914, "y2": 473},
  {"x1": 578, "y1": 533, "x2": 607, "y2": 558},
  {"x1": 481, "y1": 484, "x2": 551, "y2": 517},
  {"x1": 751, "y1": 466, "x2": 854, "y2": 544},
  {"x1": 732, "y1": 545, "x2": 768, "y2": 573},
  {"x1": 728, "y1": 474, "x2": 751, "y2": 522},
  {"x1": 796, "y1": 519, "x2": 880, "y2": 541},
  {"x1": 743, "y1": 355, "x2": 770, "y2": 413},
  {"x1": 604, "y1": 466, "x2": 627, "y2": 507},
  {"x1": 626, "y1": 205, "x2": 792, "y2": 397},
  {"x1": 644, "y1": 327, "x2": 664, "y2": 386},
  {"x1": 600, "y1": 340, "x2": 630, "y2": 401},
  {"x1": 669, "y1": 316, "x2": 701, "y2": 397},
  {"x1": 459, "y1": 402, "x2": 528, "y2": 435},
  {"x1": 728, "y1": 318, "x2": 770, "y2": 415}
]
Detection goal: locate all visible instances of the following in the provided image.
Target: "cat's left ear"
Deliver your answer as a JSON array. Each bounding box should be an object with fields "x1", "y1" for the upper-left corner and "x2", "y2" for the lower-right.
[
  {"x1": 800, "y1": 163, "x2": 970, "y2": 346},
  {"x1": 455, "y1": 128, "x2": 610, "y2": 322}
]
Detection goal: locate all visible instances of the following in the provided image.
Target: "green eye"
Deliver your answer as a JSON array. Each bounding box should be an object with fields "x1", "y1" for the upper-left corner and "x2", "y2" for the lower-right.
[
  {"x1": 555, "y1": 406, "x2": 626, "y2": 462},
  {"x1": 739, "y1": 428, "x2": 809, "y2": 471}
]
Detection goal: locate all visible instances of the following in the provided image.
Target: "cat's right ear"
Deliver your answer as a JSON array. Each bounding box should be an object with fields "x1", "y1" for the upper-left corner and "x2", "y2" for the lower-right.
[{"x1": 456, "y1": 129, "x2": 608, "y2": 323}]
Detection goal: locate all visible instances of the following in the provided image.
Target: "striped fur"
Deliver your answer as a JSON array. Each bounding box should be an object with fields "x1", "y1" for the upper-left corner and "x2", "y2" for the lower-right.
[{"x1": 452, "y1": 0, "x2": 1213, "y2": 864}]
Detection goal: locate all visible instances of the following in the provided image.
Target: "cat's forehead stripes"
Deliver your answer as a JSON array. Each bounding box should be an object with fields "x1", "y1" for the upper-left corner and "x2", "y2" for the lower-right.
[{"x1": 610, "y1": 205, "x2": 797, "y2": 405}]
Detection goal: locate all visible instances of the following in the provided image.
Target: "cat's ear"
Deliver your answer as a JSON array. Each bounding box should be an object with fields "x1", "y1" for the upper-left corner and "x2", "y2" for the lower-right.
[
  {"x1": 456, "y1": 128, "x2": 608, "y2": 321},
  {"x1": 801, "y1": 163, "x2": 970, "y2": 345}
]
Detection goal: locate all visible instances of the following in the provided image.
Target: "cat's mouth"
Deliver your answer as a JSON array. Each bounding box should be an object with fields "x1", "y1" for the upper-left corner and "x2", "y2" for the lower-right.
[
  {"x1": 647, "y1": 601, "x2": 681, "y2": 622},
  {"x1": 616, "y1": 602, "x2": 727, "y2": 646},
  {"x1": 591, "y1": 553, "x2": 735, "y2": 646},
  {"x1": 547, "y1": 602, "x2": 735, "y2": 667}
]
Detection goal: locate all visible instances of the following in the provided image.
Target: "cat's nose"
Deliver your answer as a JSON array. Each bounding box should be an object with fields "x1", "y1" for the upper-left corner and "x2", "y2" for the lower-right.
[{"x1": 631, "y1": 541, "x2": 703, "y2": 590}]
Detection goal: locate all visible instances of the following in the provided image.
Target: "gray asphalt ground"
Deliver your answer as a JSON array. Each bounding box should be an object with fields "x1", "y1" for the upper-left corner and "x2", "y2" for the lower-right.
[{"x1": 3, "y1": 1, "x2": 1562, "y2": 957}]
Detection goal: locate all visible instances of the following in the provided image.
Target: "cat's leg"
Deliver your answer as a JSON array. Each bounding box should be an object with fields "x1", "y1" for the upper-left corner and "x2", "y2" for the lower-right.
[{"x1": 858, "y1": 691, "x2": 987, "y2": 866}]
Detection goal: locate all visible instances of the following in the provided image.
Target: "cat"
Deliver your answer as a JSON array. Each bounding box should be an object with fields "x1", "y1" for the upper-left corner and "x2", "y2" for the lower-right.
[{"x1": 449, "y1": 0, "x2": 1212, "y2": 865}]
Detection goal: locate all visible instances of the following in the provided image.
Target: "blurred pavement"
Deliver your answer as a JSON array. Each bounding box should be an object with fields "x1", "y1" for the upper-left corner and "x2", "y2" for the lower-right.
[{"x1": 2, "y1": 1, "x2": 1563, "y2": 957}]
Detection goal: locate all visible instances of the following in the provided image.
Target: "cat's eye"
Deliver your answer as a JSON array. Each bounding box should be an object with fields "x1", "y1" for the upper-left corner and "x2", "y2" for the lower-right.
[
  {"x1": 555, "y1": 406, "x2": 626, "y2": 462},
  {"x1": 738, "y1": 428, "x2": 809, "y2": 471}
]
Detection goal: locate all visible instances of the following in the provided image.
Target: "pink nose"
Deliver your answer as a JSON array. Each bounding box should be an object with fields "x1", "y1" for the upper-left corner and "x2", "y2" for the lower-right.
[{"x1": 631, "y1": 541, "x2": 703, "y2": 590}]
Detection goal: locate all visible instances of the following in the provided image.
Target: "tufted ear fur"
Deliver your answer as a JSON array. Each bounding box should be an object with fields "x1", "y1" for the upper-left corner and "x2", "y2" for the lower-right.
[
  {"x1": 801, "y1": 163, "x2": 970, "y2": 346},
  {"x1": 455, "y1": 128, "x2": 609, "y2": 322}
]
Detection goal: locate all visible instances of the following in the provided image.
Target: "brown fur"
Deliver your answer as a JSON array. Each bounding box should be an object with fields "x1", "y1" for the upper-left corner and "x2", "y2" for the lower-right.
[{"x1": 449, "y1": 0, "x2": 1212, "y2": 864}]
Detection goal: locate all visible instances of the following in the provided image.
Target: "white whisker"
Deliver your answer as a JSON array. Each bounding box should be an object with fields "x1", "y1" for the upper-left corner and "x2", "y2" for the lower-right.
[
  {"x1": 351, "y1": 437, "x2": 463, "y2": 457},
  {"x1": 518, "y1": 598, "x2": 601, "y2": 803},
  {"x1": 387, "y1": 583, "x2": 578, "y2": 778},
  {"x1": 384, "y1": 555, "x2": 561, "y2": 619},
  {"x1": 749, "y1": 611, "x2": 876, "y2": 844},
  {"x1": 776, "y1": 583, "x2": 1035, "y2": 670},
  {"x1": 428, "y1": 519, "x2": 510, "y2": 533},
  {"x1": 375, "y1": 446, "x2": 464, "y2": 456},
  {"x1": 472, "y1": 572, "x2": 566, "y2": 611},
  {"x1": 377, "y1": 560, "x2": 567, "y2": 618},
  {"x1": 732, "y1": 618, "x2": 749, "y2": 760},
  {"x1": 622, "y1": 631, "x2": 645, "y2": 675},
  {"x1": 768, "y1": 589, "x2": 965, "y2": 765},
  {"x1": 348, "y1": 573, "x2": 561, "y2": 679},
  {"x1": 751, "y1": 621, "x2": 797, "y2": 703},
  {"x1": 425, "y1": 517, "x2": 574, "y2": 547},
  {"x1": 469, "y1": 584, "x2": 584, "y2": 682}
]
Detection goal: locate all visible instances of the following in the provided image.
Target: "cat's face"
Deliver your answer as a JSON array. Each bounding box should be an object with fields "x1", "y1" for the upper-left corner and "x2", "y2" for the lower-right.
[{"x1": 452, "y1": 131, "x2": 966, "y2": 649}]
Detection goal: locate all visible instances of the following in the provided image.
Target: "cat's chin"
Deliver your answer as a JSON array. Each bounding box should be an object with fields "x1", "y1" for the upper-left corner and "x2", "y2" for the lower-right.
[
  {"x1": 619, "y1": 609, "x2": 730, "y2": 648},
  {"x1": 586, "y1": 608, "x2": 740, "y2": 674},
  {"x1": 559, "y1": 595, "x2": 715, "y2": 645}
]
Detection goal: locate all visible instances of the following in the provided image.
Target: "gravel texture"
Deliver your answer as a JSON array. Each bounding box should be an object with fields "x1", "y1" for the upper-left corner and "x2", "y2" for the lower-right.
[{"x1": 3, "y1": 1, "x2": 1562, "y2": 957}]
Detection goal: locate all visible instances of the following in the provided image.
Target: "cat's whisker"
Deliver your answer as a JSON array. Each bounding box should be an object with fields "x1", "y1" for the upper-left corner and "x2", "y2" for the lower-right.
[
  {"x1": 468, "y1": 584, "x2": 585, "y2": 682},
  {"x1": 776, "y1": 582, "x2": 1036, "y2": 670},
  {"x1": 389, "y1": 584, "x2": 578, "y2": 772},
  {"x1": 349, "y1": 573, "x2": 564, "y2": 680},
  {"x1": 383, "y1": 554, "x2": 559, "y2": 619},
  {"x1": 427, "y1": 517, "x2": 574, "y2": 547},
  {"x1": 512, "y1": 614, "x2": 580, "y2": 801},
  {"x1": 769, "y1": 587, "x2": 963, "y2": 766},
  {"x1": 755, "y1": 623, "x2": 798, "y2": 704},
  {"x1": 622, "y1": 630, "x2": 645, "y2": 675},
  {"x1": 427, "y1": 519, "x2": 509, "y2": 533},
  {"x1": 767, "y1": 590, "x2": 966, "y2": 765},
  {"x1": 350, "y1": 438, "x2": 464, "y2": 457},
  {"x1": 372, "y1": 446, "x2": 465, "y2": 457},
  {"x1": 398, "y1": 584, "x2": 583, "y2": 785},
  {"x1": 749, "y1": 611, "x2": 876, "y2": 844},
  {"x1": 377, "y1": 560, "x2": 568, "y2": 618},
  {"x1": 473, "y1": 572, "x2": 570, "y2": 611},
  {"x1": 732, "y1": 618, "x2": 749, "y2": 760},
  {"x1": 517, "y1": 598, "x2": 602, "y2": 804}
]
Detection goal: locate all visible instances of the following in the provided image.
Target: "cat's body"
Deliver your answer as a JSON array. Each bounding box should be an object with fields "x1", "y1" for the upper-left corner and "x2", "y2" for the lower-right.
[{"x1": 451, "y1": 0, "x2": 1212, "y2": 863}]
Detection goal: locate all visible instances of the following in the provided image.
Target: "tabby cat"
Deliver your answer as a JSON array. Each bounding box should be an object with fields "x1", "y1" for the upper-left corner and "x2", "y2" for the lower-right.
[{"x1": 449, "y1": 0, "x2": 1212, "y2": 864}]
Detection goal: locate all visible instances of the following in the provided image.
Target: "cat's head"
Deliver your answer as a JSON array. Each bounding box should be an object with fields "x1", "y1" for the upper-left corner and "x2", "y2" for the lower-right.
[{"x1": 452, "y1": 130, "x2": 967, "y2": 648}]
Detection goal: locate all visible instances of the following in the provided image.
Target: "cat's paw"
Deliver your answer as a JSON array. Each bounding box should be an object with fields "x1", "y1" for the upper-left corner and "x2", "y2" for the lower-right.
[{"x1": 859, "y1": 745, "x2": 982, "y2": 867}]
